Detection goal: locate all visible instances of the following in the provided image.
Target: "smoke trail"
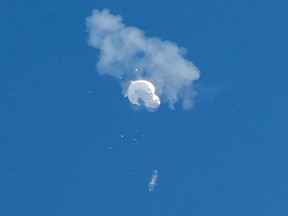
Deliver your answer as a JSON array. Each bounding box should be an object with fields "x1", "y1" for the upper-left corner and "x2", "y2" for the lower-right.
[{"x1": 86, "y1": 9, "x2": 200, "y2": 109}]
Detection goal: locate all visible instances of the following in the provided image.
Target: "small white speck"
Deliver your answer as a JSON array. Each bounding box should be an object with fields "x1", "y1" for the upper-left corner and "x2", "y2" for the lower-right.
[
  {"x1": 88, "y1": 91, "x2": 92, "y2": 94},
  {"x1": 109, "y1": 146, "x2": 112, "y2": 150},
  {"x1": 120, "y1": 135, "x2": 124, "y2": 138}
]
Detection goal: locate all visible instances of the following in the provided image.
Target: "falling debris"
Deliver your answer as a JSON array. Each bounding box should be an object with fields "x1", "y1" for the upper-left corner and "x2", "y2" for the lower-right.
[
  {"x1": 86, "y1": 9, "x2": 200, "y2": 110},
  {"x1": 132, "y1": 138, "x2": 139, "y2": 144},
  {"x1": 148, "y1": 170, "x2": 158, "y2": 192}
]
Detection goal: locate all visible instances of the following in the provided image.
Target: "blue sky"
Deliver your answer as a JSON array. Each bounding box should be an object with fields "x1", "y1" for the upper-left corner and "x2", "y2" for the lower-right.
[{"x1": 1, "y1": 0, "x2": 288, "y2": 215}]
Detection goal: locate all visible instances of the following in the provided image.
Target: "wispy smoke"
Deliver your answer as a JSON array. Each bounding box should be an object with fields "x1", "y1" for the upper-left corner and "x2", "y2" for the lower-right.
[{"x1": 86, "y1": 9, "x2": 200, "y2": 109}]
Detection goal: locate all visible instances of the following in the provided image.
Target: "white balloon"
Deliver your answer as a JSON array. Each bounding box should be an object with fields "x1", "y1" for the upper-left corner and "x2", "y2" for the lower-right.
[{"x1": 126, "y1": 80, "x2": 160, "y2": 109}]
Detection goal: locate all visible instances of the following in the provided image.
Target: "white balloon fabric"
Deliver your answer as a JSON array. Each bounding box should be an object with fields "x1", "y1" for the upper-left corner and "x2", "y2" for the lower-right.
[{"x1": 126, "y1": 80, "x2": 161, "y2": 109}]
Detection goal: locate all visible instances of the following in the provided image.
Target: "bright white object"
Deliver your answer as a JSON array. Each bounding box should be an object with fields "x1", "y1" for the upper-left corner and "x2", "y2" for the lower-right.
[{"x1": 127, "y1": 80, "x2": 160, "y2": 109}]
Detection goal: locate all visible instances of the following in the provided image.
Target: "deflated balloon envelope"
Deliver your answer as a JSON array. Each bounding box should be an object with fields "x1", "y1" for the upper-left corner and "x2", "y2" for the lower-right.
[{"x1": 126, "y1": 80, "x2": 160, "y2": 109}]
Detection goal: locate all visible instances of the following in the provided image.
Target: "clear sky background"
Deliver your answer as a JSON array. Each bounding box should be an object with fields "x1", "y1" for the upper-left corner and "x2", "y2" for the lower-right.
[{"x1": 1, "y1": 0, "x2": 288, "y2": 215}]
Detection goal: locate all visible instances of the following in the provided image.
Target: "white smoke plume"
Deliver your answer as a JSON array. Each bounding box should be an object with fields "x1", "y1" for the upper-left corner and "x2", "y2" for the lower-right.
[{"x1": 86, "y1": 9, "x2": 200, "y2": 109}]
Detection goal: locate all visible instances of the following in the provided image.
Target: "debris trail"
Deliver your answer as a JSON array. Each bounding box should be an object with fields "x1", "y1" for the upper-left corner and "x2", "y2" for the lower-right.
[{"x1": 148, "y1": 170, "x2": 158, "y2": 192}]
